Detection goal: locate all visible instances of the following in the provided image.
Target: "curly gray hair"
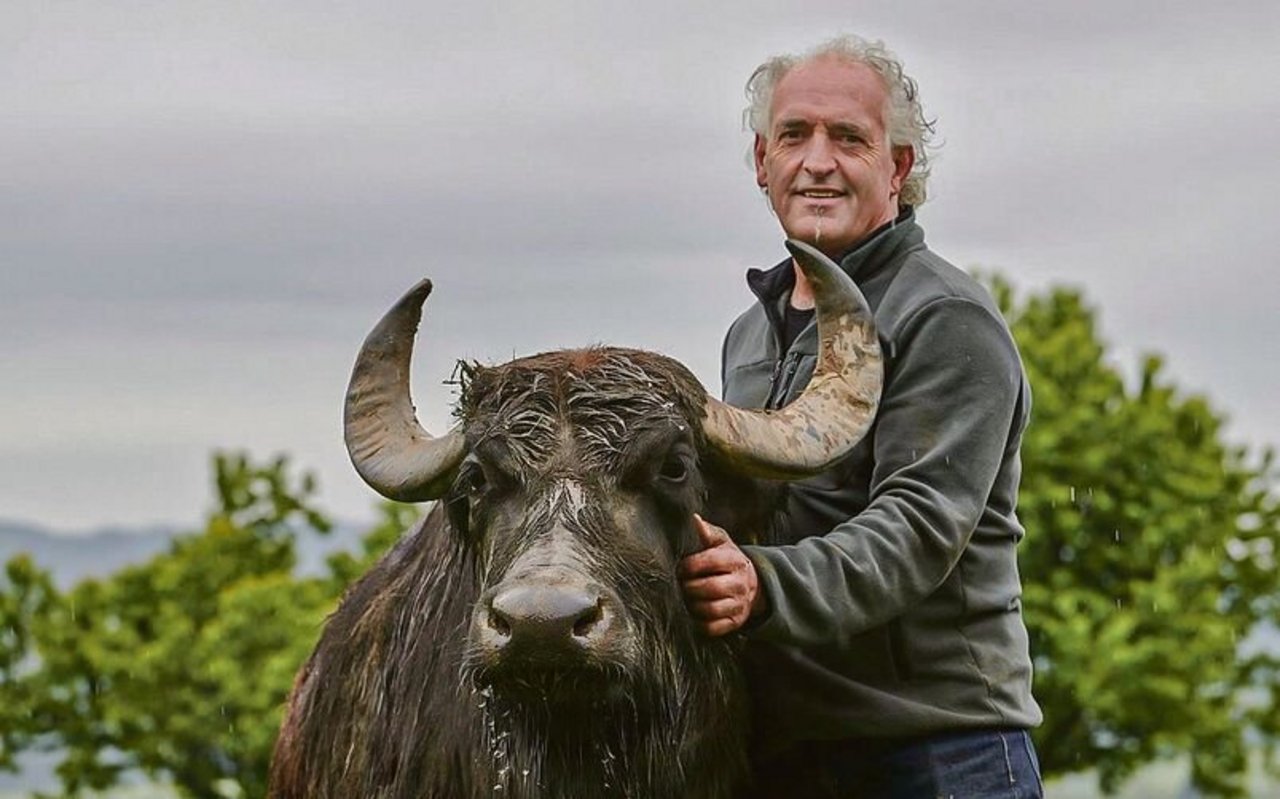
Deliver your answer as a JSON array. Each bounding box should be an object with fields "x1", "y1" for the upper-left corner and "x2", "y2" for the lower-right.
[{"x1": 744, "y1": 35, "x2": 936, "y2": 208}]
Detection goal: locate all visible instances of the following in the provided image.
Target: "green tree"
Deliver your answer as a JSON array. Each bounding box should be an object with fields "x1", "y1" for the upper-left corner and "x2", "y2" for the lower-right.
[
  {"x1": 993, "y1": 280, "x2": 1280, "y2": 796},
  {"x1": 0, "y1": 453, "x2": 404, "y2": 798},
  {"x1": 1, "y1": 554, "x2": 60, "y2": 776}
]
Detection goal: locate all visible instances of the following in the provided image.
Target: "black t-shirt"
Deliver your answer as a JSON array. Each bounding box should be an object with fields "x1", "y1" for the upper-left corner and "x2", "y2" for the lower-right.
[{"x1": 781, "y1": 303, "x2": 814, "y2": 354}]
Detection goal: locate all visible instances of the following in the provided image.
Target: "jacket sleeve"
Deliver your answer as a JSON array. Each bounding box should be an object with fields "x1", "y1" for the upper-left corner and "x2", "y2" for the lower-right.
[{"x1": 741, "y1": 296, "x2": 1024, "y2": 648}]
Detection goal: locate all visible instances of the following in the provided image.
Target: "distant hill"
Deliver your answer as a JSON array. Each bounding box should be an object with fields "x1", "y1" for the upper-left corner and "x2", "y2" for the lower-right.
[
  {"x1": 0, "y1": 517, "x2": 369, "y2": 588},
  {"x1": 0, "y1": 518, "x2": 178, "y2": 587}
]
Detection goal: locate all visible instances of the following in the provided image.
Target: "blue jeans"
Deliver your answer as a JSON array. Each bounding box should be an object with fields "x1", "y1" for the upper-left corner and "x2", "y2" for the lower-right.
[{"x1": 745, "y1": 728, "x2": 1044, "y2": 798}]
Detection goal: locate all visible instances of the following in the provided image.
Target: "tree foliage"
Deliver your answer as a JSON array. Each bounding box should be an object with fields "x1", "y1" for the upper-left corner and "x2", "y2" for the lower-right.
[
  {"x1": 1, "y1": 281, "x2": 1277, "y2": 797},
  {"x1": 991, "y1": 279, "x2": 1280, "y2": 796},
  {"x1": 0, "y1": 453, "x2": 414, "y2": 798}
]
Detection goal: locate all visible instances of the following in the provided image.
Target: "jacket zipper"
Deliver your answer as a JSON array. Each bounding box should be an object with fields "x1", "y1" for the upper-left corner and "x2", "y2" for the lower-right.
[
  {"x1": 779, "y1": 354, "x2": 803, "y2": 406},
  {"x1": 765, "y1": 357, "x2": 785, "y2": 408},
  {"x1": 766, "y1": 351, "x2": 803, "y2": 410}
]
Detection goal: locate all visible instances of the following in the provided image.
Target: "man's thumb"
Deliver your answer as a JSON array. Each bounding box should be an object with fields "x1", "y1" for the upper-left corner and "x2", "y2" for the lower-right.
[{"x1": 693, "y1": 514, "x2": 727, "y2": 547}]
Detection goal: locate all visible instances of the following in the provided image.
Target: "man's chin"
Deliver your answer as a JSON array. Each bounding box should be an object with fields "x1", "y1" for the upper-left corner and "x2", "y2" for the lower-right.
[{"x1": 781, "y1": 223, "x2": 853, "y2": 259}]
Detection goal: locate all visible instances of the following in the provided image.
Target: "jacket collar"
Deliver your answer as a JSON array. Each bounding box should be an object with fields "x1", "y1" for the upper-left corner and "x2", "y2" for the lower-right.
[{"x1": 746, "y1": 207, "x2": 923, "y2": 305}]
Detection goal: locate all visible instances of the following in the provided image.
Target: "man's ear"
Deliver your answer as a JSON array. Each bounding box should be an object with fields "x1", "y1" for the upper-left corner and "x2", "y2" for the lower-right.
[
  {"x1": 754, "y1": 134, "x2": 769, "y2": 188},
  {"x1": 891, "y1": 145, "x2": 915, "y2": 196}
]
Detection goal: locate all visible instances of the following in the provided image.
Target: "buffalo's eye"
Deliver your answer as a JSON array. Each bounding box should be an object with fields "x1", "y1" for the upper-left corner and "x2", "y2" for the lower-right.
[
  {"x1": 448, "y1": 461, "x2": 494, "y2": 544},
  {"x1": 455, "y1": 460, "x2": 492, "y2": 502},
  {"x1": 657, "y1": 453, "x2": 689, "y2": 484},
  {"x1": 464, "y1": 467, "x2": 488, "y2": 496}
]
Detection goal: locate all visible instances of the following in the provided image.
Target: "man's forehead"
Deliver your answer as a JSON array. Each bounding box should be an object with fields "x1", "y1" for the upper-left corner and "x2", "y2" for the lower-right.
[{"x1": 769, "y1": 57, "x2": 888, "y2": 128}]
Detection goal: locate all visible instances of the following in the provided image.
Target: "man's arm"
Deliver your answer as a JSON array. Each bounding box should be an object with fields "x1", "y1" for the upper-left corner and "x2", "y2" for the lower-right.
[{"x1": 683, "y1": 296, "x2": 1024, "y2": 645}]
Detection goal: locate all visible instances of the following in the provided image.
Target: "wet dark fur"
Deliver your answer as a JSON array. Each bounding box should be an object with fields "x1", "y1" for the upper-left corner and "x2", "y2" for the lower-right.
[{"x1": 270, "y1": 348, "x2": 784, "y2": 799}]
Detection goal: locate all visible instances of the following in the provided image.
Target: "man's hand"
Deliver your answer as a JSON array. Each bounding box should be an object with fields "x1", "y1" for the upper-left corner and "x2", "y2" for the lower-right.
[{"x1": 679, "y1": 514, "x2": 768, "y2": 636}]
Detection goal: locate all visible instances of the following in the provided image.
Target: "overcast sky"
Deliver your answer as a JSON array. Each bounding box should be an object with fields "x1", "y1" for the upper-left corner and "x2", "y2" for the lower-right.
[{"x1": 3, "y1": 0, "x2": 1277, "y2": 532}]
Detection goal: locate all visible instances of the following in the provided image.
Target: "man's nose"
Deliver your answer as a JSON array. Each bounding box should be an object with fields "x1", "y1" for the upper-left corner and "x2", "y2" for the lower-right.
[{"x1": 801, "y1": 133, "x2": 837, "y2": 175}]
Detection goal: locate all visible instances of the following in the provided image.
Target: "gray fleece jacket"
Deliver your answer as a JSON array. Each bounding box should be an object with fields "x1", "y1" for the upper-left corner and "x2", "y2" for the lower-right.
[{"x1": 722, "y1": 211, "x2": 1042, "y2": 752}]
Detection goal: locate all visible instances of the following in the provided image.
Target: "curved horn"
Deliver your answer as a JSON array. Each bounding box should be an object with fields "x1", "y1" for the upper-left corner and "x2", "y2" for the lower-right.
[
  {"x1": 703, "y1": 240, "x2": 883, "y2": 478},
  {"x1": 344, "y1": 279, "x2": 466, "y2": 502}
]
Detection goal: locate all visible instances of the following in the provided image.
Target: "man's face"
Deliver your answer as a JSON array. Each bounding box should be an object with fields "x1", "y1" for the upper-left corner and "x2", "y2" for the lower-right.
[{"x1": 754, "y1": 57, "x2": 913, "y2": 258}]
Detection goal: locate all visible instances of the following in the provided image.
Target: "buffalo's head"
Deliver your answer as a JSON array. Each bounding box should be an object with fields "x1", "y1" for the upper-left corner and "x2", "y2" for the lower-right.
[
  {"x1": 343, "y1": 241, "x2": 880, "y2": 694},
  {"x1": 446, "y1": 347, "x2": 720, "y2": 703}
]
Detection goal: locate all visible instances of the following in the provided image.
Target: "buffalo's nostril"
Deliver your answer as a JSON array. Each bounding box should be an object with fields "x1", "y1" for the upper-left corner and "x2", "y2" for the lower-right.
[
  {"x1": 487, "y1": 607, "x2": 512, "y2": 637},
  {"x1": 572, "y1": 600, "x2": 604, "y2": 638},
  {"x1": 486, "y1": 584, "x2": 609, "y2": 651}
]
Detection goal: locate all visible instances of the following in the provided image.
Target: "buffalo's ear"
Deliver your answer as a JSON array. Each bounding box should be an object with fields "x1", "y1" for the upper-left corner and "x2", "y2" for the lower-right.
[{"x1": 699, "y1": 465, "x2": 783, "y2": 547}]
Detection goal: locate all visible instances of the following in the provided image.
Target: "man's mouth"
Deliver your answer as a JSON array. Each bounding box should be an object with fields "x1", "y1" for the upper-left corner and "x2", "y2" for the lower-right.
[{"x1": 796, "y1": 189, "x2": 845, "y2": 199}]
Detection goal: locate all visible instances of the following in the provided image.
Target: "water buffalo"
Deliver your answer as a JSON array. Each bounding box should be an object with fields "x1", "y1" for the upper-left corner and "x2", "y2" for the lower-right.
[{"x1": 269, "y1": 241, "x2": 882, "y2": 799}]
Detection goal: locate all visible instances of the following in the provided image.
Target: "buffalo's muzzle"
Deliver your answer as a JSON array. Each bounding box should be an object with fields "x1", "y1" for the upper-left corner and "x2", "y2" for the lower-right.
[
  {"x1": 470, "y1": 572, "x2": 635, "y2": 686},
  {"x1": 492, "y1": 583, "x2": 603, "y2": 643},
  {"x1": 481, "y1": 582, "x2": 613, "y2": 656}
]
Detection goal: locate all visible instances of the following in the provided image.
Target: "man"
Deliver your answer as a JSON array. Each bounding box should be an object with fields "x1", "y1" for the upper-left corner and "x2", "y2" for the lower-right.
[{"x1": 680, "y1": 36, "x2": 1044, "y2": 797}]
